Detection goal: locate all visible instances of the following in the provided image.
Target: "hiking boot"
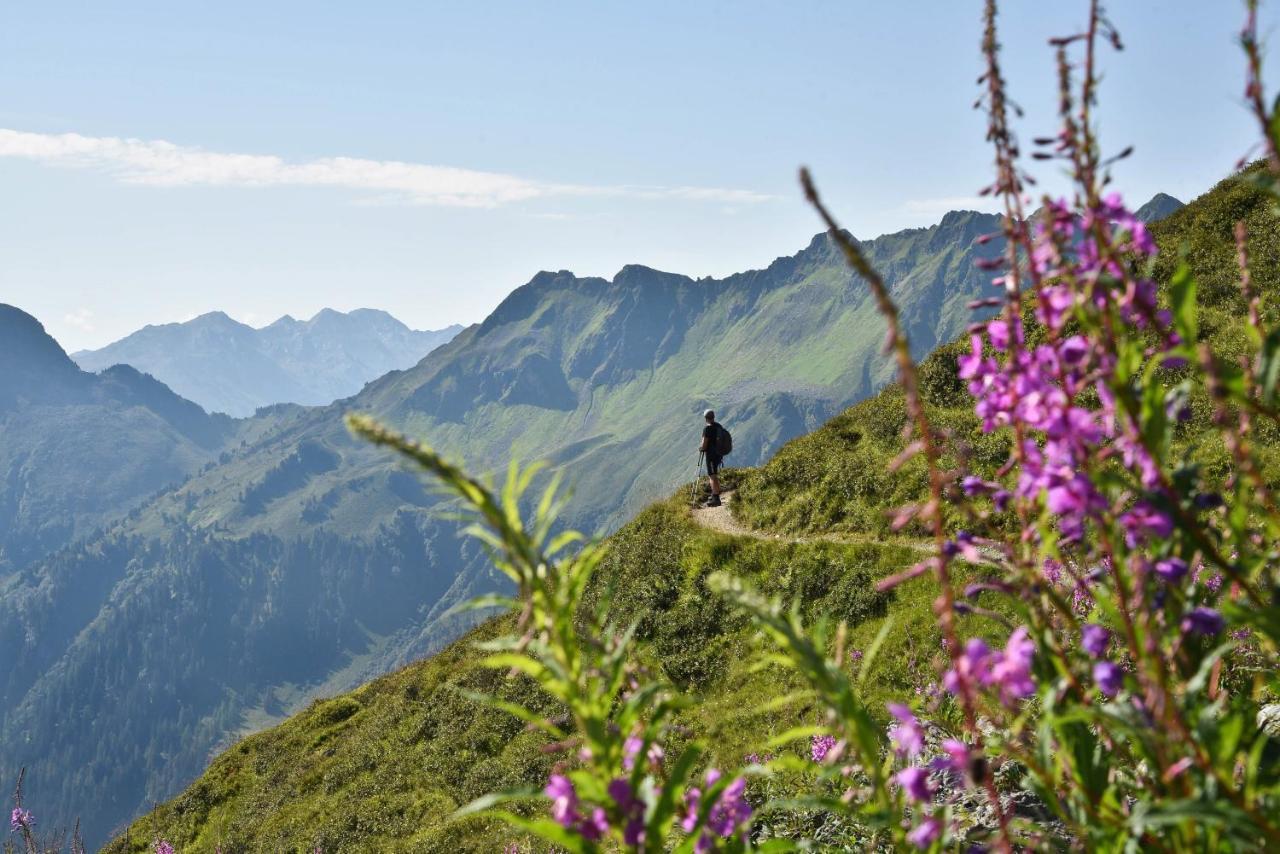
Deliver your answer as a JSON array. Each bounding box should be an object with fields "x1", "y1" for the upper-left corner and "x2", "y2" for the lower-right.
[{"x1": 705, "y1": 495, "x2": 722, "y2": 507}]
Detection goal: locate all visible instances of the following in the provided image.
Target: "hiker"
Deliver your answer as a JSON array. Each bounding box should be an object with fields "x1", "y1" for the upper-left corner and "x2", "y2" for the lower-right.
[{"x1": 699, "y1": 409, "x2": 732, "y2": 507}]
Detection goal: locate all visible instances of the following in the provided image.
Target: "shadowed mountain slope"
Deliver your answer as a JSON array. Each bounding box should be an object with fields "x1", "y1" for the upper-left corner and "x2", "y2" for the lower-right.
[{"x1": 0, "y1": 305, "x2": 240, "y2": 574}]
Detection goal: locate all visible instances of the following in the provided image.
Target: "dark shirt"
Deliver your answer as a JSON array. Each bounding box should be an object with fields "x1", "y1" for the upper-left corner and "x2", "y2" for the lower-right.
[{"x1": 703, "y1": 422, "x2": 723, "y2": 459}]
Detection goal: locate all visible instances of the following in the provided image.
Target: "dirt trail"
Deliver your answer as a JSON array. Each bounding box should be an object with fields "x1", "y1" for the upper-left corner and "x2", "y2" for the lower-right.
[{"x1": 689, "y1": 491, "x2": 933, "y2": 552}]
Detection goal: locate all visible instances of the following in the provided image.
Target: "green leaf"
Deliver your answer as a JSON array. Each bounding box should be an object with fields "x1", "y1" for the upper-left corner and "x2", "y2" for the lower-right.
[
  {"x1": 1259, "y1": 329, "x2": 1280, "y2": 406},
  {"x1": 1169, "y1": 262, "x2": 1198, "y2": 344}
]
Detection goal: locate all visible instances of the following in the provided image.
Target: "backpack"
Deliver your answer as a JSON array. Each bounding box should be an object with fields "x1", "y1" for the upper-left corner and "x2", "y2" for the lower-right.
[{"x1": 715, "y1": 423, "x2": 733, "y2": 457}]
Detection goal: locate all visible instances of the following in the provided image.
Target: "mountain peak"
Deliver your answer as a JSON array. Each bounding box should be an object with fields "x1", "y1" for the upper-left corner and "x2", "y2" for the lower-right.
[
  {"x1": 1135, "y1": 192, "x2": 1184, "y2": 223},
  {"x1": 0, "y1": 304, "x2": 79, "y2": 375}
]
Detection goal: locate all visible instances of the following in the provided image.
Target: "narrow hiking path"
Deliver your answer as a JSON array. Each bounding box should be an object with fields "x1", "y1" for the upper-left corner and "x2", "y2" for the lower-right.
[{"x1": 689, "y1": 491, "x2": 934, "y2": 552}]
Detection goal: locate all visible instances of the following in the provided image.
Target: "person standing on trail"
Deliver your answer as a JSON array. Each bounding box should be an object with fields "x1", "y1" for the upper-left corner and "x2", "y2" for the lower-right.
[{"x1": 699, "y1": 409, "x2": 732, "y2": 507}]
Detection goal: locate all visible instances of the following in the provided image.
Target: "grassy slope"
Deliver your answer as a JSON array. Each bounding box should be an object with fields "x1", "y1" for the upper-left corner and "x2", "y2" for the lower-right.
[
  {"x1": 108, "y1": 489, "x2": 995, "y2": 853},
  {"x1": 109, "y1": 170, "x2": 1280, "y2": 852}
]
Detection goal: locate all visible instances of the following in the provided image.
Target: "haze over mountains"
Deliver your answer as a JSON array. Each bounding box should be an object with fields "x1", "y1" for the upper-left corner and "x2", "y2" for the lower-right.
[
  {"x1": 74, "y1": 309, "x2": 462, "y2": 417},
  {"x1": 0, "y1": 196, "x2": 1178, "y2": 846}
]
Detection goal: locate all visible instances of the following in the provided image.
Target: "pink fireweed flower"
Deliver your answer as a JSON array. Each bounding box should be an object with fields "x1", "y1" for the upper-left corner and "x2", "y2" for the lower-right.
[
  {"x1": 1093, "y1": 661, "x2": 1124, "y2": 698},
  {"x1": 1153, "y1": 556, "x2": 1188, "y2": 583},
  {"x1": 887, "y1": 703, "x2": 925, "y2": 757},
  {"x1": 607, "y1": 778, "x2": 646, "y2": 846},
  {"x1": 942, "y1": 637, "x2": 991, "y2": 696},
  {"x1": 622, "y1": 733, "x2": 664, "y2": 772},
  {"x1": 545, "y1": 774, "x2": 607, "y2": 842},
  {"x1": 931, "y1": 738, "x2": 971, "y2": 777},
  {"x1": 1182, "y1": 607, "x2": 1225, "y2": 637},
  {"x1": 906, "y1": 817, "x2": 942, "y2": 849},
  {"x1": 153, "y1": 842, "x2": 175, "y2": 854},
  {"x1": 987, "y1": 627, "x2": 1036, "y2": 705},
  {"x1": 895, "y1": 766, "x2": 934, "y2": 803},
  {"x1": 1080, "y1": 624, "x2": 1110, "y2": 658},
  {"x1": 810, "y1": 734, "x2": 837, "y2": 763},
  {"x1": 681, "y1": 769, "x2": 752, "y2": 853},
  {"x1": 9, "y1": 808, "x2": 32, "y2": 832},
  {"x1": 1120, "y1": 502, "x2": 1173, "y2": 548}
]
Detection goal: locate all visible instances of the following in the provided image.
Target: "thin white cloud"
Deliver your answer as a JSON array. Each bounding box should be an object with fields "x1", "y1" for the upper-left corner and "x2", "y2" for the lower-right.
[
  {"x1": 0, "y1": 128, "x2": 774, "y2": 208},
  {"x1": 62, "y1": 308, "x2": 95, "y2": 332}
]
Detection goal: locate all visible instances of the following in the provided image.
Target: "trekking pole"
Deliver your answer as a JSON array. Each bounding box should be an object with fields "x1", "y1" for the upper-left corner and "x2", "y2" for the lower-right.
[{"x1": 690, "y1": 451, "x2": 705, "y2": 503}]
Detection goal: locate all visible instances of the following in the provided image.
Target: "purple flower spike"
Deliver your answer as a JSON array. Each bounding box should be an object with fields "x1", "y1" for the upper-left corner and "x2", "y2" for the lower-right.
[
  {"x1": 988, "y1": 627, "x2": 1036, "y2": 705},
  {"x1": 932, "y1": 738, "x2": 970, "y2": 776},
  {"x1": 545, "y1": 774, "x2": 579, "y2": 828},
  {"x1": 906, "y1": 817, "x2": 942, "y2": 848},
  {"x1": 896, "y1": 766, "x2": 934, "y2": 803},
  {"x1": 887, "y1": 703, "x2": 926, "y2": 757},
  {"x1": 1120, "y1": 503, "x2": 1172, "y2": 548},
  {"x1": 810, "y1": 734, "x2": 837, "y2": 763},
  {"x1": 608, "y1": 778, "x2": 646, "y2": 845},
  {"x1": 9, "y1": 808, "x2": 33, "y2": 833},
  {"x1": 943, "y1": 638, "x2": 991, "y2": 696},
  {"x1": 1182, "y1": 607, "x2": 1225, "y2": 637},
  {"x1": 682, "y1": 769, "x2": 751, "y2": 853},
  {"x1": 1093, "y1": 661, "x2": 1124, "y2": 697},
  {"x1": 154, "y1": 843, "x2": 176, "y2": 854},
  {"x1": 1080, "y1": 624, "x2": 1110, "y2": 658}
]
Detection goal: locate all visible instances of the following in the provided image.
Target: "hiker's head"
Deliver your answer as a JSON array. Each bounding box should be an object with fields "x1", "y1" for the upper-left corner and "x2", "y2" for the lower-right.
[{"x1": 703, "y1": 409, "x2": 715, "y2": 423}]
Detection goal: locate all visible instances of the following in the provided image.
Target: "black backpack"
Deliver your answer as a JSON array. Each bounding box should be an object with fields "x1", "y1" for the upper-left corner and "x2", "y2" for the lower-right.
[{"x1": 715, "y1": 423, "x2": 733, "y2": 457}]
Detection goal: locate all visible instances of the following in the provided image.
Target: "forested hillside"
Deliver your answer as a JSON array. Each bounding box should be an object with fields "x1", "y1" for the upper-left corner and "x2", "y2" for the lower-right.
[
  {"x1": 0, "y1": 305, "x2": 242, "y2": 574},
  {"x1": 100, "y1": 171, "x2": 1252, "y2": 852}
]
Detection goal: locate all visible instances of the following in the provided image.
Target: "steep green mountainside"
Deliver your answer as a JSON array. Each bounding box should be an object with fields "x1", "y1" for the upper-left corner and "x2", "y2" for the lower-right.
[
  {"x1": 0, "y1": 305, "x2": 241, "y2": 574},
  {"x1": 108, "y1": 492, "x2": 992, "y2": 854},
  {"x1": 0, "y1": 211, "x2": 1013, "y2": 846},
  {"x1": 104, "y1": 178, "x2": 1266, "y2": 852},
  {"x1": 74, "y1": 308, "x2": 463, "y2": 417}
]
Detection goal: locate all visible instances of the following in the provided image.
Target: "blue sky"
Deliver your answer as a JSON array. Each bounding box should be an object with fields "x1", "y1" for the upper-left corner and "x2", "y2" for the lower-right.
[{"x1": 1, "y1": 1, "x2": 1274, "y2": 351}]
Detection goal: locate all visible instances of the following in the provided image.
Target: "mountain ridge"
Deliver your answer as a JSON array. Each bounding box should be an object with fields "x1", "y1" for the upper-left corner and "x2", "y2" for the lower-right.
[{"x1": 73, "y1": 308, "x2": 463, "y2": 417}]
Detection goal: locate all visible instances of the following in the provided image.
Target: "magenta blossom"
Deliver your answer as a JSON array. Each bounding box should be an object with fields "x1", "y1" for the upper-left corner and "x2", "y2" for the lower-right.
[
  {"x1": 1182, "y1": 607, "x2": 1225, "y2": 637},
  {"x1": 887, "y1": 703, "x2": 925, "y2": 757},
  {"x1": 1093, "y1": 661, "x2": 1124, "y2": 698},
  {"x1": 154, "y1": 842, "x2": 176, "y2": 854},
  {"x1": 681, "y1": 769, "x2": 751, "y2": 854},
  {"x1": 988, "y1": 627, "x2": 1036, "y2": 704},
  {"x1": 607, "y1": 778, "x2": 646, "y2": 846},
  {"x1": 931, "y1": 738, "x2": 971, "y2": 777},
  {"x1": 545, "y1": 774, "x2": 607, "y2": 842},
  {"x1": 9, "y1": 808, "x2": 33, "y2": 833},
  {"x1": 1080, "y1": 624, "x2": 1110, "y2": 658},
  {"x1": 1153, "y1": 557, "x2": 1188, "y2": 583},
  {"x1": 810, "y1": 734, "x2": 837, "y2": 763},
  {"x1": 906, "y1": 817, "x2": 942, "y2": 849},
  {"x1": 622, "y1": 733, "x2": 664, "y2": 772},
  {"x1": 895, "y1": 766, "x2": 934, "y2": 803}
]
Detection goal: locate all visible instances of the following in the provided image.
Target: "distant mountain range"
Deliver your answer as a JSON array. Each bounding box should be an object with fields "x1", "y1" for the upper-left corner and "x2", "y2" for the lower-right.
[
  {"x1": 74, "y1": 309, "x2": 462, "y2": 417},
  {"x1": 0, "y1": 194, "x2": 1180, "y2": 846}
]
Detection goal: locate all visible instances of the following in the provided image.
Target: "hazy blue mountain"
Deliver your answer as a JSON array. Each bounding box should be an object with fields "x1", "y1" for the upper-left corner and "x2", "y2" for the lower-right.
[
  {"x1": 0, "y1": 304, "x2": 241, "y2": 575},
  {"x1": 1, "y1": 211, "x2": 1005, "y2": 846},
  {"x1": 1135, "y1": 192, "x2": 1185, "y2": 223},
  {"x1": 74, "y1": 309, "x2": 463, "y2": 417}
]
